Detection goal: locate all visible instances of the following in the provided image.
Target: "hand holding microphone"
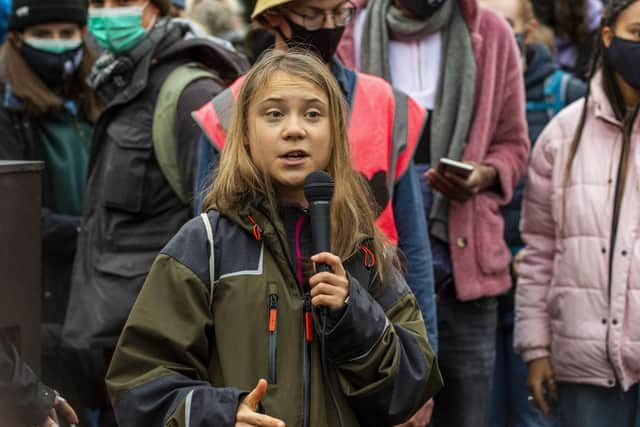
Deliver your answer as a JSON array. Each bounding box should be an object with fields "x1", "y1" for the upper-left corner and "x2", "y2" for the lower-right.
[
  {"x1": 304, "y1": 171, "x2": 349, "y2": 311},
  {"x1": 309, "y1": 252, "x2": 349, "y2": 310}
]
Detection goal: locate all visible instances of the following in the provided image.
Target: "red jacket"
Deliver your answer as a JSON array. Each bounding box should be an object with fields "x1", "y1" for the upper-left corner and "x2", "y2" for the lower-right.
[{"x1": 193, "y1": 71, "x2": 426, "y2": 244}]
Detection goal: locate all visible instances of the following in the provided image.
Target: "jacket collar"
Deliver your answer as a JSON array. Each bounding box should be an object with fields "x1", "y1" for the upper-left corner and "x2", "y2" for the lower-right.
[
  {"x1": 459, "y1": 0, "x2": 479, "y2": 32},
  {"x1": 2, "y1": 83, "x2": 78, "y2": 116},
  {"x1": 2, "y1": 83, "x2": 23, "y2": 112},
  {"x1": 590, "y1": 70, "x2": 624, "y2": 127}
]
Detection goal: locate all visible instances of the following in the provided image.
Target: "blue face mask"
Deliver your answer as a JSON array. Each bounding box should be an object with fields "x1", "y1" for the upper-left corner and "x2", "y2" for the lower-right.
[{"x1": 88, "y1": 2, "x2": 151, "y2": 54}]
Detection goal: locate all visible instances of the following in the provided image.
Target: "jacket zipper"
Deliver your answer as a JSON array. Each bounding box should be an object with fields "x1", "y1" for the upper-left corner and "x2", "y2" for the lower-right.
[
  {"x1": 267, "y1": 292, "x2": 279, "y2": 384},
  {"x1": 605, "y1": 126, "x2": 632, "y2": 386},
  {"x1": 256, "y1": 206, "x2": 312, "y2": 426}
]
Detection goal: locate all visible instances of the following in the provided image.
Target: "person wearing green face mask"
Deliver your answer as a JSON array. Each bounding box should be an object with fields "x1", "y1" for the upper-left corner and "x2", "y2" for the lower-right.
[
  {"x1": 88, "y1": 0, "x2": 157, "y2": 53},
  {"x1": 0, "y1": 0, "x2": 104, "y2": 424},
  {"x1": 60, "y1": 0, "x2": 248, "y2": 425}
]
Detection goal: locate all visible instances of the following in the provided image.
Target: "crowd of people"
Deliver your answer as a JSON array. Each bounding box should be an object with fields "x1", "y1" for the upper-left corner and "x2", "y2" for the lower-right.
[{"x1": 0, "y1": 0, "x2": 638, "y2": 426}]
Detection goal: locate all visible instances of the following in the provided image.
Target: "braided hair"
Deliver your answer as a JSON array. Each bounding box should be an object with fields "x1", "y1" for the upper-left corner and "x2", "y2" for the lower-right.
[{"x1": 561, "y1": 0, "x2": 640, "y2": 232}]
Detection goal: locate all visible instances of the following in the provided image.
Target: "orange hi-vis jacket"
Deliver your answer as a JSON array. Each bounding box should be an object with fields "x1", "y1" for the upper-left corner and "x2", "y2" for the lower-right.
[{"x1": 193, "y1": 72, "x2": 426, "y2": 244}]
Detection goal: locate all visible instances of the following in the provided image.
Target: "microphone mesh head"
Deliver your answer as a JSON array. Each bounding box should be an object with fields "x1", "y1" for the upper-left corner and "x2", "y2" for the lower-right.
[{"x1": 304, "y1": 171, "x2": 334, "y2": 202}]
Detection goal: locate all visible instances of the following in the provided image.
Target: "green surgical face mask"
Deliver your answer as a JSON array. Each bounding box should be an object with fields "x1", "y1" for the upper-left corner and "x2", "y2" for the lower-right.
[
  {"x1": 24, "y1": 37, "x2": 83, "y2": 54},
  {"x1": 88, "y1": 2, "x2": 150, "y2": 54}
]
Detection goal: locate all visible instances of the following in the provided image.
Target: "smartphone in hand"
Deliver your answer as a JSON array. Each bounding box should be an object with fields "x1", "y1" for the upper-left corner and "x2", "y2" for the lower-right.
[{"x1": 437, "y1": 158, "x2": 475, "y2": 179}]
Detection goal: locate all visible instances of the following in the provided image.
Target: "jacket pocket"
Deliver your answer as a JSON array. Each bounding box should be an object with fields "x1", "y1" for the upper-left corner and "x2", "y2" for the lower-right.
[
  {"x1": 103, "y1": 119, "x2": 152, "y2": 213},
  {"x1": 474, "y1": 193, "x2": 511, "y2": 275},
  {"x1": 267, "y1": 282, "x2": 279, "y2": 384}
]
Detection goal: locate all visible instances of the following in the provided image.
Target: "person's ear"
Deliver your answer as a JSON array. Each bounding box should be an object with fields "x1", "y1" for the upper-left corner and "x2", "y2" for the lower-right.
[
  {"x1": 260, "y1": 10, "x2": 292, "y2": 38},
  {"x1": 143, "y1": 2, "x2": 161, "y2": 29},
  {"x1": 602, "y1": 26, "x2": 614, "y2": 48},
  {"x1": 525, "y1": 19, "x2": 538, "y2": 44}
]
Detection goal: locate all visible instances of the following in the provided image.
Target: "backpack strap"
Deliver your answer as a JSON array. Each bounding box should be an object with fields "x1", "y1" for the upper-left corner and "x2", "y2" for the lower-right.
[
  {"x1": 153, "y1": 62, "x2": 217, "y2": 204},
  {"x1": 200, "y1": 212, "x2": 217, "y2": 308}
]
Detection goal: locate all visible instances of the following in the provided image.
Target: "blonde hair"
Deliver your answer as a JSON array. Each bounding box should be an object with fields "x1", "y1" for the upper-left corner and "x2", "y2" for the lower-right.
[{"x1": 203, "y1": 49, "x2": 395, "y2": 280}]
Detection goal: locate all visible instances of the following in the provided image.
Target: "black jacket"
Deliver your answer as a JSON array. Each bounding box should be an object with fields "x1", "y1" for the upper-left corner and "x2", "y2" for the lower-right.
[
  {"x1": 61, "y1": 21, "x2": 248, "y2": 406},
  {"x1": 0, "y1": 85, "x2": 84, "y2": 326},
  {"x1": 0, "y1": 333, "x2": 55, "y2": 425}
]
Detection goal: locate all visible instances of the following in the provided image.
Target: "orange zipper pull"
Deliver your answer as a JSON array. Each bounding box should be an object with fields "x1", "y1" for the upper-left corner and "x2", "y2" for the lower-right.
[
  {"x1": 304, "y1": 296, "x2": 314, "y2": 343},
  {"x1": 268, "y1": 294, "x2": 278, "y2": 332}
]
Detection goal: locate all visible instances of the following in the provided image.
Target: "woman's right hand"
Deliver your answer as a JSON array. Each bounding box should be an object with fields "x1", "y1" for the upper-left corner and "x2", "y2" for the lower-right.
[
  {"x1": 236, "y1": 379, "x2": 285, "y2": 427},
  {"x1": 526, "y1": 357, "x2": 558, "y2": 417}
]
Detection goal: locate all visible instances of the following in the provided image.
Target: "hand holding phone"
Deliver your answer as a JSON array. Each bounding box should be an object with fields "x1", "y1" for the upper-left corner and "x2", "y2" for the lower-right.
[{"x1": 436, "y1": 158, "x2": 475, "y2": 179}]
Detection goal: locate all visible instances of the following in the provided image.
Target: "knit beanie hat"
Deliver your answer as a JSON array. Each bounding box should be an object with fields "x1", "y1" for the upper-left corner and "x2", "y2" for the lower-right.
[{"x1": 8, "y1": 0, "x2": 88, "y2": 31}]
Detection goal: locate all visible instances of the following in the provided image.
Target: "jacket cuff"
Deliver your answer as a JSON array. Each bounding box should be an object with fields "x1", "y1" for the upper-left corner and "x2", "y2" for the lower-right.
[
  {"x1": 483, "y1": 153, "x2": 515, "y2": 204},
  {"x1": 325, "y1": 274, "x2": 388, "y2": 362},
  {"x1": 521, "y1": 348, "x2": 550, "y2": 363}
]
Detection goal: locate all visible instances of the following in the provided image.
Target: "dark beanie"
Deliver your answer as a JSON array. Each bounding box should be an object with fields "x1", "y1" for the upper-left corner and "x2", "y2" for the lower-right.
[{"x1": 8, "y1": 0, "x2": 87, "y2": 31}]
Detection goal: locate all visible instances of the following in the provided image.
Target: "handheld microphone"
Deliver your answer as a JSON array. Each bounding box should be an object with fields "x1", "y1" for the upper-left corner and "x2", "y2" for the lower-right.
[
  {"x1": 303, "y1": 171, "x2": 344, "y2": 427},
  {"x1": 303, "y1": 171, "x2": 334, "y2": 273}
]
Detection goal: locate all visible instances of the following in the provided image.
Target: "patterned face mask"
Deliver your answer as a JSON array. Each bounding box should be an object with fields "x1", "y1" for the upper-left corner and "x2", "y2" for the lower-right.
[{"x1": 20, "y1": 38, "x2": 84, "y2": 87}]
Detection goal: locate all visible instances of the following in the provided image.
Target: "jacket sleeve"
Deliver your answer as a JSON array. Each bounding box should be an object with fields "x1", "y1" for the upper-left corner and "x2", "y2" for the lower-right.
[
  {"x1": 324, "y1": 261, "x2": 443, "y2": 425},
  {"x1": 41, "y1": 208, "x2": 81, "y2": 255},
  {"x1": 176, "y1": 78, "x2": 224, "y2": 201},
  {"x1": 106, "y1": 255, "x2": 247, "y2": 427},
  {"x1": 393, "y1": 162, "x2": 438, "y2": 353},
  {"x1": 483, "y1": 32, "x2": 530, "y2": 205},
  {"x1": 513, "y1": 124, "x2": 558, "y2": 362},
  {"x1": 0, "y1": 333, "x2": 55, "y2": 425}
]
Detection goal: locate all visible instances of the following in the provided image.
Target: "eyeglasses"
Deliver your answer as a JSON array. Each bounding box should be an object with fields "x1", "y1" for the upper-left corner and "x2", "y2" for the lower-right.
[{"x1": 281, "y1": 1, "x2": 356, "y2": 30}]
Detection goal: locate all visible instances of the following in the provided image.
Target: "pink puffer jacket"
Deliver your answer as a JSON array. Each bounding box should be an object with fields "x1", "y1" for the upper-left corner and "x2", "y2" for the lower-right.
[{"x1": 514, "y1": 72, "x2": 640, "y2": 391}]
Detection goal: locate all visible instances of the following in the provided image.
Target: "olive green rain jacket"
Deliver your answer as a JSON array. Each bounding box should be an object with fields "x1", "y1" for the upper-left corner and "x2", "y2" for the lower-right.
[{"x1": 106, "y1": 201, "x2": 443, "y2": 426}]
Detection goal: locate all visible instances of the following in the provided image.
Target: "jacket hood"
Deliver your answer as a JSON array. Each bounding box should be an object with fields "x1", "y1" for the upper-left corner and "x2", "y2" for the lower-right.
[
  {"x1": 524, "y1": 43, "x2": 558, "y2": 91},
  {"x1": 156, "y1": 21, "x2": 249, "y2": 85}
]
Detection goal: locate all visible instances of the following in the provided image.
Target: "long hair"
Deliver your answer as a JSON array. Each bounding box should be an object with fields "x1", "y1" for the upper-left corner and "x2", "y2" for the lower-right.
[
  {"x1": 561, "y1": 0, "x2": 640, "y2": 231},
  {"x1": 0, "y1": 34, "x2": 102, "y2": 122},
  {"x1": 203, "y1": 49, "x2": 395, "y2": 280}
]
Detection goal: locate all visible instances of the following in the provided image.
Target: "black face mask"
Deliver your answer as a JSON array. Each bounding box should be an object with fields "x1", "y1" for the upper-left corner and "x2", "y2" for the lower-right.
[
  {"x1": 20, "y1": 43, "x2": 84, "y2": 89},
  {"x1": 283, "y1": 17, "x2": 346, "y2": 63},
  {"x1": 607, "y1": 36, "x2": 640, "y2": 91},
  {"x1": 397, "y1": 0, "x2": 446, "y2": 19}
]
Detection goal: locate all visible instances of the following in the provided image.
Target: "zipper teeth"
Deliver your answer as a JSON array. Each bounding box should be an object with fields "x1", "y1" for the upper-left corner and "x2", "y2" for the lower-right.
[{"x1": 268, "y1": 294, "x2": 278, "y2": 384}]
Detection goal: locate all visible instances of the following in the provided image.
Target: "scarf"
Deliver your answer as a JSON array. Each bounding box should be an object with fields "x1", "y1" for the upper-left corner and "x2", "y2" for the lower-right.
[
  {"x1": 360, "y1": 0, "x2": 476, "y2": 243},
  {"x1": 87, "y1": 18, "x2": 180, "y2": 102}
]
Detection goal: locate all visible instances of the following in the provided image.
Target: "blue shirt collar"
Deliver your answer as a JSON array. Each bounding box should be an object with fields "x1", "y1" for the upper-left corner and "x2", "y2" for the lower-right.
[
  {"x1": 330, "y1": 56, "x2": 357, "y2": 108},
  {"x1": 3, "y1": 84, "x2": 78, "y2": 116}
]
